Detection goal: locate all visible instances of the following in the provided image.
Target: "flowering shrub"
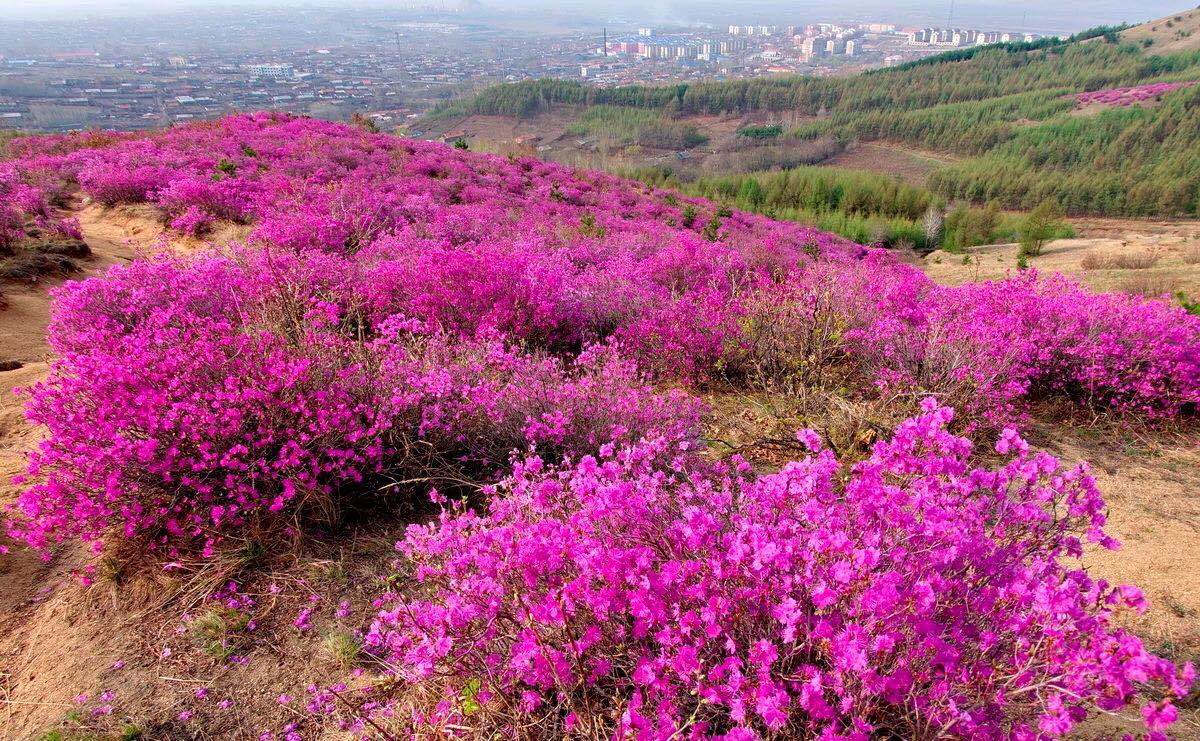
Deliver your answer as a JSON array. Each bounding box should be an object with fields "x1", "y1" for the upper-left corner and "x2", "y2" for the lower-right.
[
  {"x1": 729, "y1": 263, "x2": 1200, "y2": 426},
  {"x1": 2, "y1": 114, "x2": 1197, "y2": 557},
  {"x1": 1076, "y1": 82, "x2": 1196, "y2": 107},
  {"x1": 0, "y1": 203, "x2": 22, "y2": 253},
  {"x1": 0, "y1": 113, "x2": 1195, "y2": 421},
  {"x1": 369, "y1": 403, "x2": 1194, "y2": 738},
  {"x1": 7, "y1": 250, "x2": 701, "y2": 555}
]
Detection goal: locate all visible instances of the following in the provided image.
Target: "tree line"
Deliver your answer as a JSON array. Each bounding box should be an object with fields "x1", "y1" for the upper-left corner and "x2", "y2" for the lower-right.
[{"x1": 432, "y1": 30, "x2": 1200, "y2": 217}]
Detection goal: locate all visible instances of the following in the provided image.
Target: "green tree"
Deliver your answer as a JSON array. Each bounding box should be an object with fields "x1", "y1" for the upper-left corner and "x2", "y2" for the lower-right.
[
  {"x1": 1019, "y1": 200, "x2": 1065, "y2": 257},
  {"x1": 738, "y1": 178, "x2": 766, "y2": 210}
]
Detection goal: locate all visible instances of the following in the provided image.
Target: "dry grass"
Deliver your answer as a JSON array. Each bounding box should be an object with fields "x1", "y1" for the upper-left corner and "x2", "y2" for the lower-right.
[
  {"x1": 0, "y1": 252, "x2": 81, "y2": 284},
  {"x1": 1119, "y1": 272, "x2": 1184, "y2": 298},
  {"x1": 1081, "y1": 251, "x2": 1160, "y2": 270},
  {"x1": 0, "y1": 240, "x2": 91, "y2": 286},
  {"x1": 1121, "y1": 8, "x2": 1200, "y2": 53},
  {"x1": 1183, "y1": 244, "x2": 1200, "y2": 265}
]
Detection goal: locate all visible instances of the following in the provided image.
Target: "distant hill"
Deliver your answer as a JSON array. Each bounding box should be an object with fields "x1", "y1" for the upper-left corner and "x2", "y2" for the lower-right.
[
  {"x1": 421, "y1": 25, "x2": 1200, "y2": 218},
  {"x1": 1122, "y1": 7, "x2": 1200, "y2": 53}
]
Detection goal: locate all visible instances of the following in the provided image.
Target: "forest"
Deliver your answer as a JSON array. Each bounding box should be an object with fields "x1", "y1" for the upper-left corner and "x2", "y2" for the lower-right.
[
  {"x1": 631, "y1": 165, "x2": 1071, "y2": 252},
  {"x1": 435, "y1": 33, "x2": 1200, "y2": 216},
  {"x1": 565, "y1": 105, "x2": 708, "y2": 149}
]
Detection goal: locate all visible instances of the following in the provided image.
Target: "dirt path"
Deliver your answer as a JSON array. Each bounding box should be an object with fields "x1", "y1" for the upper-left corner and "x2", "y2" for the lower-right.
[
  {"x1": 922, "y1": 220, "x2": 1200, "y2": 297},
  {"x1": 0, "y1": 203, "x2": 232, "y2": 739}
]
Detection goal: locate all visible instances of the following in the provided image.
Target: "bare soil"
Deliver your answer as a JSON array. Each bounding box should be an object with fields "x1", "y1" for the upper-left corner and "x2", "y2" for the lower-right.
[{"x1": 922, "y1": 217, "x2": 1200, "y2": 298}]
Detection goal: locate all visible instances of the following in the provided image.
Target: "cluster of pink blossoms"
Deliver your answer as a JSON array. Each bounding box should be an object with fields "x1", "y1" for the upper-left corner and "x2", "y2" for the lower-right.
[
  {"x1": 1076, "y1": 81, "x2": 1196, "y2": 107},
  {"x1": 8, "y1": 250, "x2": 701, "y2": 553},
  {"x1": 370, "y1": 403, "x2": 1193, "y2": 738},
  {"x1": 1, "y1": 113, "x2": 1196, "y2": 735}
]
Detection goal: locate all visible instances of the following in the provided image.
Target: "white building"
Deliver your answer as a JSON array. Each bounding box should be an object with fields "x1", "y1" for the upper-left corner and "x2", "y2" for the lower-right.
[{"x1": 245, "y1": 63, "x2": 295, "y2": 80}]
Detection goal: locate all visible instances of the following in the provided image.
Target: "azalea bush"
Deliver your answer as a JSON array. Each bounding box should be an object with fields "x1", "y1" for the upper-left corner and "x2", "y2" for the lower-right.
[
  {"x1": 369, "y1": 403, "x2": 1194, "y2": 738},
  {"x1": 1, "y1": 113, "x2": 1197, "y2": 556},
  {"x1": 1076, "y1": 81, "x2": 1196, "y2": 107},
  {"x1": 0, "y1": 203, "x2": 21, "y2": 253},
  {"x1": 7, "y1": 249, "x2": 701, "y2": 555},
  {"x1": 729, "y1": 262, "x2": 1200, "y2": 426}
]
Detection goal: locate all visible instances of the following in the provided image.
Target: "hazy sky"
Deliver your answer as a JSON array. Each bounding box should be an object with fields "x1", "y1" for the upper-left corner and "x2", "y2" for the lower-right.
[{"x1": 0, "y1": 0, "x2": 1188, "y2": 34}]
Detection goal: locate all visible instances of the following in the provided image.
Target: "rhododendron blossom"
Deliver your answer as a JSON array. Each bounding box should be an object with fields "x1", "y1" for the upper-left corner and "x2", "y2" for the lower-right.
[
  {"x1": 369, "y1": 404, "x2": 1193, "y2": 738},
  {"x1": 1076, "y1": 81, "x2": 1197, "y2": 107}
]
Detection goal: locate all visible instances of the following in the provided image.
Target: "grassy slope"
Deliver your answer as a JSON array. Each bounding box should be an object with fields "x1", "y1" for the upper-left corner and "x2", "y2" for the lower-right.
[{"x1": 1122, "y1": 8, "x2": 1200, "y2": 54}]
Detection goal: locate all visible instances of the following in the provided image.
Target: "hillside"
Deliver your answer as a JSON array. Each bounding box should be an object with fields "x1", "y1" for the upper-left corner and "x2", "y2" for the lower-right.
[
  {"x1": 420, "y1": 24, "x2": 1200, "y2": 219},
  {"x1": 1123, "y1": 8, "x2": 1200, "y2": 53},
  {"x1": 1, "y1": 114, "x2": 1199, "y2": 738}
]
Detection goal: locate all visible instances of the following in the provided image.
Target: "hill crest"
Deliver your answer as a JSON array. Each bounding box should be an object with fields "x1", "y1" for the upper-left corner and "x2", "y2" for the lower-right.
[{"x1": 1122, "y1": 7, "x2": 1200, "y2": 52}]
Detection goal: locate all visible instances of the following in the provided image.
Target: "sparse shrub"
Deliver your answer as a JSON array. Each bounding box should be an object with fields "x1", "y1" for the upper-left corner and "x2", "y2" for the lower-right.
[
  {"x1": 578, "y1": 212, "x2": 606, "y2": 238},
  {"x1": 724, "y1": 270, "x2": 852, "y2": 392},
  {"x1": 922, "y1": 206, "x2": 944, "y2": 246},
  {"x1": 703, "y1": 137, "x2": 843, "y2": 172},
  {"x1": 0, "y1": 251, "x2": 80, "y2": 284},
  {"x1": 190, "y1": 605, "x2": 251, "y2": 661},
  {"x1": 567, "y1": 106, "x2": 707, "y2": 150},
  {"x1": 214, "y1": 158, "x2": 238, "y2": 178},
  {"x1": 322, "y1": 630, "x2": 361, "y2": 667},
  {"x1": 1120, "y1": 272, "x2": 1183, "y2": 298},
  {"x1": 944, "y1": 202, "x2": 1000, "y2": 252},
  {"x1": 1019, "y1": 200, "x2": 1066, "y2": 257},
  {"x1": 0, "y1": 205, "x2": 25, "y2": 255},
  {"x1": 1081, "y1": 251, "x2": 1160, "y2": 270},
  {"x1": 680, "y1": 203, "x2": 697, "y2": 229},
  {"x1": 349, "y1": 112, "x2": 381, "y2": 133},
  {"x1": 736, "y1": 123, "x2": 783, "y2": 139}
]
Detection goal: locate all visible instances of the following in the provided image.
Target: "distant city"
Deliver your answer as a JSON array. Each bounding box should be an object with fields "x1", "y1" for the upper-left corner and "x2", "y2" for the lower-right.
[
  {"x1": 584, "y1": 22, "x2": 1045, "y2": 85},
  {"x1": 0, "y1": 4, "x2": 1057, "y2": 132}
]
